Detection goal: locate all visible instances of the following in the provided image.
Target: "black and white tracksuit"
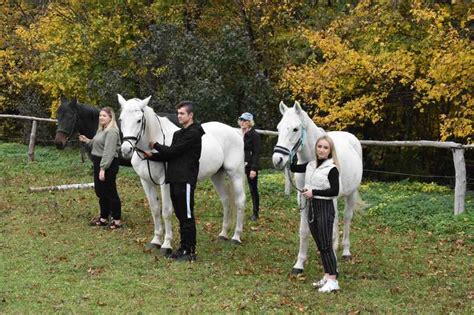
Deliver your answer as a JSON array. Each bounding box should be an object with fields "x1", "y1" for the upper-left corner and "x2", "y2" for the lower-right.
[
  {"x1": 291, "y1": 158, "x2": 339, "y2": 276},
  {"x1": 147, "y1": 123, "x2": 205, "y2": 253}
]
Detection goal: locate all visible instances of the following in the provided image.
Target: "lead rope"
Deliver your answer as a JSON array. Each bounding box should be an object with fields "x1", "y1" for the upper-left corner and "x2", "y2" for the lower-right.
[
  {"x1": 144, "y1": 114, "x2": 167, "y2": 186},
  {"x1": 130, "y1": 112, "x2": 165, "y2": 186}
]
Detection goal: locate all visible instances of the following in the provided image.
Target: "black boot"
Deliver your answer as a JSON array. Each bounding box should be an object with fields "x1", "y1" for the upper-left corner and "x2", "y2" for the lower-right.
[
  {"x1": 250, "y1": 210, "x2": 259, "y2": 221},
  {"x1": 170, "y1": 247, "x2": 197, "y2": 262}
]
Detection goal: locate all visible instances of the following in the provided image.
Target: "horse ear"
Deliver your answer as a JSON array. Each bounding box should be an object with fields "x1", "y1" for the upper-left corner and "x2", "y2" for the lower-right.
[
  {"x1": 294, "y1": 101, "x2": 303, "y2": 114},
  {"x1": 70, "y1": 98, "x2": 78, "y2": 108},
  {"x1": 140, "y1": 96, "x2": 152, "y2": 108},
  {"x1": 279, "y1": 101, "x2": 288, "y2": 115},
  {"x1": 117, "y1": 94, "x2": 127, "y2": 108}
]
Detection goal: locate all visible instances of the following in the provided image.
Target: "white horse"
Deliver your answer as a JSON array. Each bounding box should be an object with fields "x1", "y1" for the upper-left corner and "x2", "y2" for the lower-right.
[
  {"x1": 272, "y1": 101, "x2": 363, "y2": 274},
  {"x1": 118, "y1": 95, "x2": 246, "y2": 254}
]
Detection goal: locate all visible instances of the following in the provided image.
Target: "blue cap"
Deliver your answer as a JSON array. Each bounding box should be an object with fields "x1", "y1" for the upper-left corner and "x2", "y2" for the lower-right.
[{"x1": 239, "y1": 112, "x2": 254, "y2": 121}]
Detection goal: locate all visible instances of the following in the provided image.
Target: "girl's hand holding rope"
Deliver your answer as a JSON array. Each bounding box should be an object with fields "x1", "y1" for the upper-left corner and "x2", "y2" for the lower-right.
[{"x1": 302, "y1": 188, "x2": 313, "y2": 199}]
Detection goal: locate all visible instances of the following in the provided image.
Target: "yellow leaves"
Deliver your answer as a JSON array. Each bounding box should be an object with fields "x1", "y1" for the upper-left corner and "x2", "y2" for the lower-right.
[{"x1": 279, "y1": 2, "x2": 472, "y2": 143}]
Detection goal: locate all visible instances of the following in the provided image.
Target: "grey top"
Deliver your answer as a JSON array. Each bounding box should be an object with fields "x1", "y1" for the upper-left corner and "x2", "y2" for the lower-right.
[{"x1": 88, "y1": 127, "x2": 121, "y2": 169}]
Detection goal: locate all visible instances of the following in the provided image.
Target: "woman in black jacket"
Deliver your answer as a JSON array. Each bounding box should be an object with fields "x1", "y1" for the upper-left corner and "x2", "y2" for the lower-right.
[{"x1": 238, "y1": 112, "x2": 261, "y2": 221}]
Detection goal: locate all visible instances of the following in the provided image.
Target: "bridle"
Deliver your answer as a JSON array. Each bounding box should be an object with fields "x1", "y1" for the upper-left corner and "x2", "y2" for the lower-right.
[
  {"x1": 273, "y1": 123, "x2": 307, "y2": 202},
  {"x1": 122, "y1": 110, "x2": 166, "y2": 186},
  {"x1": 273, "y1": 124, "x2": 307, "y2": 169},
  {"x1": 56, "y1": 109, "x2": 78, "y2": 141}
]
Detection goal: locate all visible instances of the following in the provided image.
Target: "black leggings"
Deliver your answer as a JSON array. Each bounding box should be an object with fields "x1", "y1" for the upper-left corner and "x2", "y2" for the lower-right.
[
  {"x1": 92, "y1": 155, "x2": 121, "y2": 220},
  {"x1": 245, "y1": 166, "x2": 259, "y2": 212},
  {"x1": 308, "y1": 199, "x2": 338, "y2": 276}
]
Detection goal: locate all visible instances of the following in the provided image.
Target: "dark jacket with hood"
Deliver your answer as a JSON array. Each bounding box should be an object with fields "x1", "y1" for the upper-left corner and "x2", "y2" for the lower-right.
[{"x1": 148, "y1": 122, "x2": 205, "y2": 185}]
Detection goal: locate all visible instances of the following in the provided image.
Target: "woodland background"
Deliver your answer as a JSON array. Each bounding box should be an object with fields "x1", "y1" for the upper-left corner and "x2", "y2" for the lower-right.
[{"x1": 1, "y1": 0, "x2": 473, "y2": 182}]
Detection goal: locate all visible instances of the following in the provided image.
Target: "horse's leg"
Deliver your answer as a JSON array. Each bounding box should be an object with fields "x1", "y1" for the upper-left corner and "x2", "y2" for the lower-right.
[
  {"x1": 140, "y1": 178, "x2": 162, "y2": 250},
  {"x1": 228, "y1": 170, "x2": 246, "y2": 244},
  {"x1": 293, "y1": 198, "x2": 310, "y2": 274},
  {"x1": 210, "y1": 171, "x2": 231, "y2": 241},
  {"x1": 159, "y1": 184, "x2": 173, "y2": 256},
  {"x1": 342, "y1": 191, "x2": 357, "y2": 260}
]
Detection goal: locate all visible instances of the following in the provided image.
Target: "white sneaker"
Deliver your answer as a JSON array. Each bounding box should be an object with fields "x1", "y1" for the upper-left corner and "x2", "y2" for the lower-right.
[
  {"x1": 311, "y1": 277, "x2": 327, "y2": 288},
  {"x1": 318, "y1": 279, "x2": 340, "y2": 293}
]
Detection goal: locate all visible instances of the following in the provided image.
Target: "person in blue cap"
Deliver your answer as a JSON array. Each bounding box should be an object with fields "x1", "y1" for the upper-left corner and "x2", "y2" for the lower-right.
[{"x1": 238, "y1": 112, "x2": 261, "y2": 221}]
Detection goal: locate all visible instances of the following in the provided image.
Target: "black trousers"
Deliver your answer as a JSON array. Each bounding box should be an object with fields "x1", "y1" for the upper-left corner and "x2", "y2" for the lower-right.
[
  {"x1": 245, "y1": 166, "x2": 259, "y2": 213},
  {"x1": 170, "y1": 182, "x2": 196, "y2": 252},
  {"x1": 308, "y1": 199, "x2": 338, "y2": 276},
  {"x1": 92, "y1": 155, "x2": 121, "y2": 220}
]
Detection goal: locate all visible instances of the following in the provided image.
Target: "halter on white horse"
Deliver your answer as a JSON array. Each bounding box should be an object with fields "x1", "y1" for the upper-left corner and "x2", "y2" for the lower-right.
[
  {"x1": 272, "y1": 101, "x2": 363, "y2": 274},
  {"x1": 118, "y1": 94, "x2": 247, "y2": 253}
]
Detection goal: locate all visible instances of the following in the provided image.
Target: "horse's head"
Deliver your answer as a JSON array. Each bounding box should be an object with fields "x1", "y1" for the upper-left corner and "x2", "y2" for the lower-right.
[
  {"x1": 118, "y1": 94, "x2": 152, "y2": 159},
  {"x1": 54, "y1": 96, "x2": 78, "y2": 149},
  {"x1": 272, "y1": 101, "x2": 308, "y2": 170}
]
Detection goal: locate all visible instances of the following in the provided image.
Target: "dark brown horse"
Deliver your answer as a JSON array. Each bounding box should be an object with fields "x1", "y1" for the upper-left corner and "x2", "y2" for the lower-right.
[
  {"x1": 54, "y1": 96, "x2": 178, "y2": 166},
  {"x1": 54, "y1": 97, "x2": 99, "y2": 150}
]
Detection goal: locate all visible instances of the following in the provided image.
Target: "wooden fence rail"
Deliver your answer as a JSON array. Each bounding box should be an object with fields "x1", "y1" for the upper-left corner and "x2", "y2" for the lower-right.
[
  {"x1": 0, "y1": 115, "x2": 470, "y2": 215},
  {"x1": 257, "y1": 130, "x2": 471, "y2": 215},
  {"x1": 0, "y1": 114, "x2": 57, "y2": 162}
]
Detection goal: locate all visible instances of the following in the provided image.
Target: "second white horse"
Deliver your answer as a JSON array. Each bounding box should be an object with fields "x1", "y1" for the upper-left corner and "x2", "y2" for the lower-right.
[{"x1": 118, "y1": 95, "x2": 246, "y2": 253}]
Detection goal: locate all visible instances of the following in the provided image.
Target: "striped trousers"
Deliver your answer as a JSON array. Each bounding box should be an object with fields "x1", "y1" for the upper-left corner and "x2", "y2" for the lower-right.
[{"x1": 308, "y1": 198, "x2": 338, "y2": 276}]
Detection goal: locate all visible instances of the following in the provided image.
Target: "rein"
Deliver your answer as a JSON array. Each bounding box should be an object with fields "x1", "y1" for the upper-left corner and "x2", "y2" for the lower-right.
[
  {"x1": 273, "y1": 125, "x2": 307, "y2": 193},
  {"x1": 273, "y1": 124, "x2": 309, "y2": 211},
  {"x1": 57, "y1": 110, "x2": 78, "y2": 142}
]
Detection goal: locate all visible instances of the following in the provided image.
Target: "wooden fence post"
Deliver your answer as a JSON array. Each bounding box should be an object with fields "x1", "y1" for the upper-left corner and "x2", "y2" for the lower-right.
[
  {"x1": 28, "y1": 120, "x2": 38, "y2": 162},
  {"x1": 452, "y1": 148, "x2": 466, "y2": 215}
]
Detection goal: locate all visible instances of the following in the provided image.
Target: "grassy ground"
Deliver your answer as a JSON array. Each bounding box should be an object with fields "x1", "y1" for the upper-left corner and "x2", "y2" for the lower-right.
[{"x1": 0, "y1": 142, "x2": 473, "y2": 313}]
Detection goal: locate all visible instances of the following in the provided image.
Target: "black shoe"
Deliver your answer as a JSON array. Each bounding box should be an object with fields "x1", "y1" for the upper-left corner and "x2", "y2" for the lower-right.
[
  {"x1": 250, "y1": 212, "x2": 259, "y2": 221},
  {"x1": 170, "y1": 248, "x2": 197, "y2": 262}
]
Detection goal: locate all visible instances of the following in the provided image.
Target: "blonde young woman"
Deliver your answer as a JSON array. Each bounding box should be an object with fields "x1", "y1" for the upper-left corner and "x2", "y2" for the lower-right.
[
  {"x1": 79, "y1": 107, "x2": 122, "y2": 229},
  {"x1": 290, "y1": 135, "x2": 341, "y2": 293}
]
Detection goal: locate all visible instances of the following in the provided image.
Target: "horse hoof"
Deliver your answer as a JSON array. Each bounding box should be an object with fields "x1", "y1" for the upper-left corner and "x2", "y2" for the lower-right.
[
  {"x1": 231, "y1": 239, "x2": 242, "y2": 245},
  {"x1": 144, "y1": 243, "x2": 161, "y2": 253},
  {"x1": 291, "y1": 268, "x2": 304, "y2": 275},
  {"x1": 218, "y1": 235, "x2": 229, "y2": 241},
  {"x1": 160, "y1": 247, "x2": 173, "y2": 257},
  {"x1": 342, "y1": 255, "x2": 352, "y2": 261}
]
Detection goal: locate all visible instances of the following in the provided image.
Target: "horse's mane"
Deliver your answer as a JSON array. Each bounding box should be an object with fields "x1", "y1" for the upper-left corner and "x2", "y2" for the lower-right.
[
  {"x1": 296, "y1": 107, "x2": 326, "y2": 137},
  {"x1": 143, "y1": 106, "x2": 159, "y2": 144},
  {"x1": 76, "y1": 101, "x2": 100, "y2": 120}
]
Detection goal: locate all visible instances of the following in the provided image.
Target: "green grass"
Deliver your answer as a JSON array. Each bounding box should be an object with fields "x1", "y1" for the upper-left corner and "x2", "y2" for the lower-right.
[{"x1": 0, "y1": 142, "x2": 473, "y2": 313}]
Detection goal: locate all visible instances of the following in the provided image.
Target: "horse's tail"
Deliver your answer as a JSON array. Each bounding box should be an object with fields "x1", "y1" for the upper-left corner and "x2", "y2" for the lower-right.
[{"x1": 352, "y1": 190, "x2": 369, "y2": 213}]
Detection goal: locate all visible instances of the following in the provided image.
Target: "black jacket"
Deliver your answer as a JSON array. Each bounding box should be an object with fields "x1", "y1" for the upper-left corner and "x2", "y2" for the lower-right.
[
  {"x1": 244, "y1": 128, "x2": 261, "y2": 171},
  {"x1": 147, "y1": 122, "x2": 205, "y2": 185}
]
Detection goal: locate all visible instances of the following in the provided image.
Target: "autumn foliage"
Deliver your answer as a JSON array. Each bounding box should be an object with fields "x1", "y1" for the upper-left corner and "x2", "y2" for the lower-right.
[{"x1": 1, "y1": 0, "x2": 472, "y2": 143}]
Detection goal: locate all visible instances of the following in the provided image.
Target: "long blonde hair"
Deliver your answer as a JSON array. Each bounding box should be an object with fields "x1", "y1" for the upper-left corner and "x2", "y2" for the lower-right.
[
  {"x1": 316, "y1": 135, "x2": 339, "y2": 168},
  {"x1": 97, "y1": 107, "x2": 119, "y2": 132}
]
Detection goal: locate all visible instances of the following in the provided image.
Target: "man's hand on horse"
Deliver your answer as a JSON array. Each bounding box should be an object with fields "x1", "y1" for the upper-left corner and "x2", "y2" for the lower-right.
[{"x1": 148, "y1": 141, "x2": 156, "y2": 149}]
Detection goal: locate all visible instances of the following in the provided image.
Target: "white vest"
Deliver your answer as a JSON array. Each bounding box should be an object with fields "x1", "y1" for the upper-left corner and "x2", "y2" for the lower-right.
[{"x1": 304, "y1": 158, "x2": 337, "y2": 200}]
